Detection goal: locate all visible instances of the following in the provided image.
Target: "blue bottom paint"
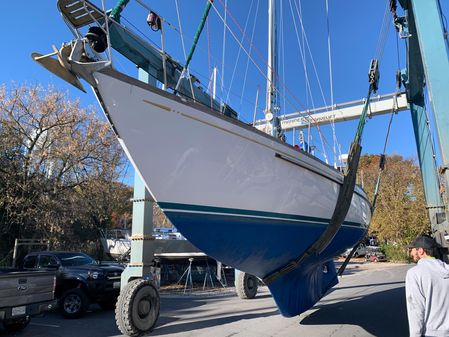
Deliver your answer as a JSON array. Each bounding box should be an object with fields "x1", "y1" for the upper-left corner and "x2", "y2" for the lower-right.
[
  {"x1": 268, "y1": 258, "x2": 338, "y2": 317},
  {"x1": 161, "y1": 203, "x2": 365, "y2": 317}
]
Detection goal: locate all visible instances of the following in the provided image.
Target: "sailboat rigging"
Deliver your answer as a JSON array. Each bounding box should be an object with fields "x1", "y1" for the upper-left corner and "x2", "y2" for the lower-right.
[{"x1": 33, "y1": 0, "x2": 372, "y2": 323}]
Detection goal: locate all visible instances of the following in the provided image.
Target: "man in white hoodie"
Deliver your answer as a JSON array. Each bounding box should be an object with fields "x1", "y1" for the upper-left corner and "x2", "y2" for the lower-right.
[{"x1": 406, "y1": 235, "x2": 449, "y2": 337}]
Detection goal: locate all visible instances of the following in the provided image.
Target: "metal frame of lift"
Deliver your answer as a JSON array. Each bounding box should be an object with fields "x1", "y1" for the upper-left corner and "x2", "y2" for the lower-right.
[{"x1": 397, "y1": 0, "x2": 449, "y2": 257}]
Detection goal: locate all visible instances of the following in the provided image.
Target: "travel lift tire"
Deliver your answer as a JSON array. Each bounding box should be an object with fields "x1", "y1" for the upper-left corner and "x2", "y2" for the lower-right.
[
  {"x1": 235, "y1": 271, "x2": 258, "y2": 299},
  {"x1": 115, "y1": 279, "x2": 160, "y2": 337}
]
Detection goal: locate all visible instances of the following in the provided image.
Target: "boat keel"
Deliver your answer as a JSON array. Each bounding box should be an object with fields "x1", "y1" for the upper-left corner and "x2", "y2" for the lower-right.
[{"x1": 267, "y1": 258, "x2": 338, "y2": 317}]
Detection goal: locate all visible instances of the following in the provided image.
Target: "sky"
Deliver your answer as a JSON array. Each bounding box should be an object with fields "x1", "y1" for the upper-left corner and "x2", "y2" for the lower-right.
[{"x1": 1, "y1": 0, "x2": 448, "y2": 184}]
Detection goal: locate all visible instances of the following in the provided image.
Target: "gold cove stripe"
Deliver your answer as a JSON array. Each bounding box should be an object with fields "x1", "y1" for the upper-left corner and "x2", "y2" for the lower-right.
[
  {"x1": 142, "y1": 98, "x2": 342, "y2": 185},
  {"x1": 143, "y1": 99, "x2": 171, "y2": 112},
  {"x1": 143, "y1": 98, "x2": 273, "y2": 154}
]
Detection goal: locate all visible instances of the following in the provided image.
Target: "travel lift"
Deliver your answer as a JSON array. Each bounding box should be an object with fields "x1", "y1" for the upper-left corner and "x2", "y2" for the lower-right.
[
  {"x1": 120, "y1": 0, "x2": 449, "y2": 335},
  {"x1": 43, "y1": 0, "x2": 449, "y2": 335},
  {"x1": 395, "y1": 0, "x2": 449, "y2": 259}
]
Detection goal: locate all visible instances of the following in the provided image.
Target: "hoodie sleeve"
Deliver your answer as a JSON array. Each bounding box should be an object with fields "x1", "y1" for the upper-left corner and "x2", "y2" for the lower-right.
[{"x1": 405, "y1": 269, "x2": 425, "y2": 337}]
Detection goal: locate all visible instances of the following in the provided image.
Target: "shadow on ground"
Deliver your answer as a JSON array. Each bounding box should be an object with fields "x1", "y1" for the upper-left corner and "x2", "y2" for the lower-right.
[
  {"x1": 153, "y1": 309, "x2": 279, "y2": 336},
  {"x1": 300, "y1": 285, "x2": 408, "y2": 337},
  {"x1": 153, "y1": 294, "x2": 278, "y2": 336}
]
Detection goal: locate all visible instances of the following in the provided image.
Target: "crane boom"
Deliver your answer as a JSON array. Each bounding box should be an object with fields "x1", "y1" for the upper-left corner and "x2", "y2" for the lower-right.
[{"x1": 255, "y1": 92, "x2": 407, "y2": 131}]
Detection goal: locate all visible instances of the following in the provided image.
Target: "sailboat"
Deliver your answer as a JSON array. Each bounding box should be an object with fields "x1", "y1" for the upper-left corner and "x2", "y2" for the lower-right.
[{"x1": 34, "y1": 0, "x2": 371, "y2": 317}]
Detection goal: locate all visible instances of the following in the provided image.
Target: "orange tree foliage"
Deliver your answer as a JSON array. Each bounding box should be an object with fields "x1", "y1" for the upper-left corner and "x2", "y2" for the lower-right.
[{"x1": 358, "y1": 154, "x2": 430, "y2": 245}]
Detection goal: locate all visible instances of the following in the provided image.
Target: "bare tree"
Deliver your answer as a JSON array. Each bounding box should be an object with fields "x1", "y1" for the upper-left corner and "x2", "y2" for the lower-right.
[{"x1": 0, "y1": 84, "x2": 130, "y2": 259}]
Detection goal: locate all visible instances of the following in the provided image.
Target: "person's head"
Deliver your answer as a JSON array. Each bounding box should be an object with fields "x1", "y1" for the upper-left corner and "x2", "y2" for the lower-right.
[{"x1": 408, "y1": 235, "x2": 437, "y2": 262}]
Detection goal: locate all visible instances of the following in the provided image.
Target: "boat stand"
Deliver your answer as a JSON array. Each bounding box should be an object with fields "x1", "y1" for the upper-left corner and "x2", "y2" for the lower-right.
[
  {"x1": 176, "y1": 258, "x2": 217, "y2": 292},
  {"x1": 202, "y1": 261, "x2": 215, "y2": 290},
  {"x1": 176, "y1": 258, "x2": 194, "y2": 293}
]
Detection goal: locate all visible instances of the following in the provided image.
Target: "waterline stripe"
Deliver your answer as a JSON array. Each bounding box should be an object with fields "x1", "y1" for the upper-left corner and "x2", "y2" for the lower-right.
[
  {"x1": 165, "y1": 208, "x2": 363, "y2": 229},
  {"x1": 167, "y1": 209, "x2": 327, "y2": 225},
  {"x1": 158, "y1": 202, "x2": 364, "y2": 228}
]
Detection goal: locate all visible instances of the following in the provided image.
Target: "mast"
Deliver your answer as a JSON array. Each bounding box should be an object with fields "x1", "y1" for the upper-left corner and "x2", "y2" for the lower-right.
[{"x1": 265, "y1": 0, "x2": 282, "y2": 138}]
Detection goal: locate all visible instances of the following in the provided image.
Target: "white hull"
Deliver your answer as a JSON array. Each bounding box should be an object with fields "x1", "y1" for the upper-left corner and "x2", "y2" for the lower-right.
[{"x1": 92, "y1": 69, "x2": 370, "y2": 229}]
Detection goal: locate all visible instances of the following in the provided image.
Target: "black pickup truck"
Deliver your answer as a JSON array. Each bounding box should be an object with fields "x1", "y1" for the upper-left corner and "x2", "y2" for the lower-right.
[{"x1": 23, "y1": 251, "x2": 124, "y2": 318}]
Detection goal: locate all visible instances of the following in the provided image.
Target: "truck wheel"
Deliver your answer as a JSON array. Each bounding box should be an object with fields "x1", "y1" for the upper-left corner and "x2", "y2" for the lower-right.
[
  {"x1": 59, "y1": 288, "x2": 88, "y2": 319},
  {"x1": 3, "y1": 316, "x2": 30, "y2": 332},
  {"x1": 115, "y1": 279, "x2": 160, "y2": 336},
  {"x1": 236, "y1": 272, "x2": 258, "y2": 299}
]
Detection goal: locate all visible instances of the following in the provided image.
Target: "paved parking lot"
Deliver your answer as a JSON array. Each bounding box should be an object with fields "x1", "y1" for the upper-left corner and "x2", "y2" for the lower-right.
[{"x1": 3, "y1": 261, "x2": 411, "y2": 337}]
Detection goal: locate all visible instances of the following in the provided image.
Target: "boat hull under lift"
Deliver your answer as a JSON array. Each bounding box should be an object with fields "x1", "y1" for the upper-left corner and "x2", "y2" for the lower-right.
[{"x1": 90, "y1": 67, "x2": 371, "y2": 316}]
